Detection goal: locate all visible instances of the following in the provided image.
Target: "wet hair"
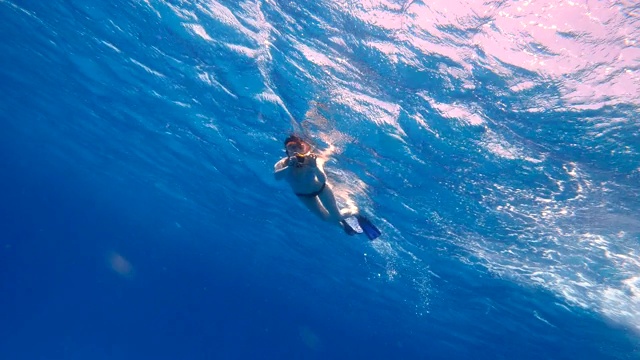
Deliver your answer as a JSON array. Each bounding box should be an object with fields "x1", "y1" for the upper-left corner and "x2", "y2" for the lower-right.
[{"x1": 284, "y1": 135, "x2": 303, "y2": 147}]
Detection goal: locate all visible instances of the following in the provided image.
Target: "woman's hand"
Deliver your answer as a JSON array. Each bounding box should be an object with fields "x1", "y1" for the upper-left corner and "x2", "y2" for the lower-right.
[
  {"x1": 288, "y1": 156, "x2": 300, "y2": 167},
  {"x1": 288, "y1": 154, "x2": 317, "y2": 168},
  {"x1": 307, "y1": 154, "x2": 318, "y2": 167}
]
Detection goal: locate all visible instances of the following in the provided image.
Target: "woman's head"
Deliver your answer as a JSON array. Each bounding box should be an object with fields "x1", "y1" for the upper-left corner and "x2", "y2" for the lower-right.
[{"x1": 284, "y1": 135, "x2": 310, "y2": 155}]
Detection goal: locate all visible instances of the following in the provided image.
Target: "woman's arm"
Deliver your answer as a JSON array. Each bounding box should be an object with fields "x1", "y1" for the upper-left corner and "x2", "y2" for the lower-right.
[
  {"x1": 309, "y1": 155, "x2": 327, "y2": 183},
  {"x1": 274, "y1": 158, "x2": 290, "y2": 181}
]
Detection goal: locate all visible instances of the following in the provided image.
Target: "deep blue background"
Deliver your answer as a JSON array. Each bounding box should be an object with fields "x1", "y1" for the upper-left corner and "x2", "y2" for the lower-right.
[{"x1": 2, "y1": 0, "x2": 639, "y2": 359}]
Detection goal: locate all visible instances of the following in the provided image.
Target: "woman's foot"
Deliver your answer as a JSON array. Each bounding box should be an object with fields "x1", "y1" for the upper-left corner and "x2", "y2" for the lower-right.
[{"x1": 339, "y1": 207, "x2": 358, "y2": 219}]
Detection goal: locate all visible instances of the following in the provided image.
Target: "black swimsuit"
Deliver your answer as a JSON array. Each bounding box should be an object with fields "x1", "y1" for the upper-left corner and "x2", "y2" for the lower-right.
[{"x1": 295, "y1": 182, "x2": 326, "y2": 198}]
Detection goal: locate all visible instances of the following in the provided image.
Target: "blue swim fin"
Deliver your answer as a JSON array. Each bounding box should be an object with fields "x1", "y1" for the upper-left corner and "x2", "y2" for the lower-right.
[{"x1": 356, "y1": 215, "x2": 381, "y2": 240}]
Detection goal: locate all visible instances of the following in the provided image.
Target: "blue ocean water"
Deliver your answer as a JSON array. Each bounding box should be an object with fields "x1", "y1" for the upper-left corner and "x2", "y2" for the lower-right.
[{"x1": 1, "y1": 0, "x2": 639, "y2": 359}]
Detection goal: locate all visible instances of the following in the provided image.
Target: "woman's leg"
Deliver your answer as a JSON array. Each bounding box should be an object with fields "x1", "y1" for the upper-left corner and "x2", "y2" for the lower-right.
[
  {"x1": 317, "y1": 184, "x2": 346, "y2": 224},
  {"x1": 298, "y1": 196, "x2": 331, "y2": 221}
]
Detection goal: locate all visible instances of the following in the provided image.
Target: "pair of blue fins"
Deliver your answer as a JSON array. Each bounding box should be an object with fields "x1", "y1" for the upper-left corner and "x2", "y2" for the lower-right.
[{"x1": 341, "y1": 215, "x2": 382, "y2": 240}]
